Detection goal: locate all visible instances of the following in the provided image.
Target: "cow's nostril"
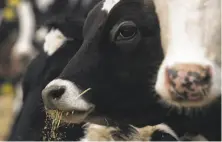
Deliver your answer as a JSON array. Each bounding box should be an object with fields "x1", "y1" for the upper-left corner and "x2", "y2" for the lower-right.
[
  {"x1": 48, "y1": 87, "x2": 66, "y2": 100},
  {"x1": 202, "y1": 73, "x2": 211, "y2": 83},
  {"x1": 167, "y1": 68, "x2": 178, "y2": 80},
  {"x1": 202, "y1": 66, "x2": 212, "y2": 84}
]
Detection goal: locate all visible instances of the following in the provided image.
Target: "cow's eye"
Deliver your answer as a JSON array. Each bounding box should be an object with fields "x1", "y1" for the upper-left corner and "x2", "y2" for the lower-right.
[
  {"x1": 116, "y1": 21, "x2": 137, "y2": 41},
  {"x1": 118, "y1": 25, "x2": 137, "y2": 40},
  {"x1": 110, "y1": 21, "x2": 140, "y2": 52}
]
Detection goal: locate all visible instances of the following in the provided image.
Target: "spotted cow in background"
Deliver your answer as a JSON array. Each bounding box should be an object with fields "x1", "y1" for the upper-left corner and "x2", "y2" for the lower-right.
[
  {"x1": 2, "y1": 0, "x2": 98, "y2": 119},
  {"x1": 7, "y1": 0, "x2": 102, "y2": 140}
]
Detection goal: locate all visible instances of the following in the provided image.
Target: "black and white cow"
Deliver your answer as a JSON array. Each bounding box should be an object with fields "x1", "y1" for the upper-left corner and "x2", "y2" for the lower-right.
[
  {"x1": 42, "y1": 0, "x2": 164, "y2": 128},
  {"x1": 8, "y1": 0, "x2": 103, "y2": 140},
  {"x1": 7, "y1": 17, "x2": 84, "y2": 141},
  {"x1": 42, "y1": 0, "x2": 221, "y2": 141}
]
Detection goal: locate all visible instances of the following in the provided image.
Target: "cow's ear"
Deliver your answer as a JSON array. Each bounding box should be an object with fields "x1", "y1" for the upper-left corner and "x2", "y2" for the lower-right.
[
  {"x1": 82, "y1": 1, "x2": 105, "y2": 40},
  {"x1": 43, "y1": 29, "x2": 68, "y2": 56}
]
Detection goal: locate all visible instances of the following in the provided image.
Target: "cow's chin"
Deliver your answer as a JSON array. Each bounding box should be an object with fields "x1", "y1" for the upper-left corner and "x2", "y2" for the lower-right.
[
  {"x1": 157, "y1": 90, "x2": 220, "y2": 113},
  {"x1": 47, "y1": 108, "x2": 94, "y2": 124},
  {"x1": 61, "y1": 111, "x2": 92, "y2": 124},
  {"x1": 46, "y1": 108, "x2": 111, "y2": 125},
  {"x1": 62, "y1": 113, "x2": 112, "y2": 125}
]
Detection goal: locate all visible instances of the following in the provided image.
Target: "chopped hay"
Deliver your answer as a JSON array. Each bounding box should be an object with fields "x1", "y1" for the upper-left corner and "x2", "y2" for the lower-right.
[
  {"x1": 43, "y1": 110, "x2": 64, "y2": 141},
  {"x1": 42, "y1": 88, "x2": 92, "y2": 141}
]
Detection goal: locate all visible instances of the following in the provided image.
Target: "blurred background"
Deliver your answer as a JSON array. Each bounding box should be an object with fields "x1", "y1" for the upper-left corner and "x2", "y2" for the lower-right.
[
  {"x1": 0, "y1": 0, "x2": 17, "y2": 140},
  {"x1": 0, "y1": 0, "x2": 22, "y2": 140},
  {"x1": 0, "y1": 0, "x2": 84, "y2": 140}
]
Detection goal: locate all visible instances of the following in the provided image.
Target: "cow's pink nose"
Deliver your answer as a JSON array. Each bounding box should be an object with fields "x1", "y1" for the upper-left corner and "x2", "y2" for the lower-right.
[{"x1": 165, "y1": 64, "x2": 212, "y2": 101}]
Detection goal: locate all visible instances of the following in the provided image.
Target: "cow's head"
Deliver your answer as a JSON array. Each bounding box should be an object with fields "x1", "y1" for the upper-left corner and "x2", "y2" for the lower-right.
[
  {"x1": 42, "y1": 0, "x2": 164, "y2": 125},
  {"x1": 154, "y1": 0, "x2": 221, "y2": 109}
]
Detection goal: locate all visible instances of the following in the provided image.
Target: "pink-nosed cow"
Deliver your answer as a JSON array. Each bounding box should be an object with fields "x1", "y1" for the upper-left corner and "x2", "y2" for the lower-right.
[{"x1": 154, "y1": 0, "x2": 221, "y2": 108}]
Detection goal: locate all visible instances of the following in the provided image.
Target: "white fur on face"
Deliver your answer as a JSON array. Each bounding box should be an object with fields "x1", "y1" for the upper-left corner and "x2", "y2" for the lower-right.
[
  {"x1": 43, "y1": 28, "x2": 67, "y2": 56},
  {"x1": 13, "y1": 1, "x2": 36, "y2": 59},
  {"x1": 43, "y1": 79, "x2": 94, "y2": 111},
  {"x1": 101, "y1": 0, "x2": 120, "y2": 13},
  {"x1": 35, "y1": 0, "x2": 55, "y2": 13},
  {"x1": 154, "y1": 0, "x2": 221, "y2": 108}
]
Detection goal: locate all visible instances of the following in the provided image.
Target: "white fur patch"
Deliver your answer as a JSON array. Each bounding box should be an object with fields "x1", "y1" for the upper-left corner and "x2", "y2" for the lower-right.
[
  {"x1": 13, "y1": 1, "x2": 36, "y2": 58},
  {"x1": 43, "y1": 28, "x2": 67, "y2": 56},
  {"x1": 101, "y1": 0, "x2": 120, "y2": 13},
  {"x1": 154, "y1": 123, "x2": 179, "y2": 141},
  {"x1": 35, "y1": 0, "x2": 55, "y2": 13},
  {"x1": 166, "y1": 0, "x2": 208, "y2": 66}
]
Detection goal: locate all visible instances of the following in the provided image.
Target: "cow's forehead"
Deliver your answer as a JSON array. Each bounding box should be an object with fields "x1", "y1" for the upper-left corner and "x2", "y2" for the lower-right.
[
  {"x1": 82, "y1": 0, "x2": 158, "y2": 43},
  {"x1": 82, "y1": 0, "x2": 121, "y2": 40},
  {"x1": 83, "y1": 0, "x2": 143, "y2": 40}
]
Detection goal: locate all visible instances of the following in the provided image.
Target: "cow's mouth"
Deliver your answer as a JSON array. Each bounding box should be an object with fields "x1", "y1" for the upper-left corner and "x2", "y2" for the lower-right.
[
  {"x1": 172, "y1": 91, "x2": 204, "y2": 102},
  {"x1": 165, "y1": 88, "x2": 218, "y2": 108},
  {"x1": 47, "y1": 107, "x2": 95, "y2": 124}
]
